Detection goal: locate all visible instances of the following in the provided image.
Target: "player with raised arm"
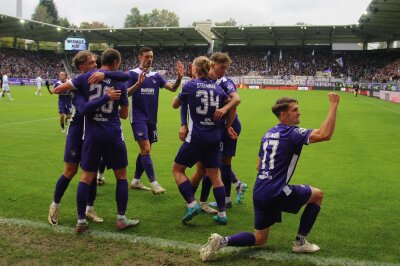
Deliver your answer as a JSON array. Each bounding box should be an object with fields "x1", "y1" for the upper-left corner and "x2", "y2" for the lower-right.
[
  {"x1": 127, "y1": 47, "x2": 183, "y2": 194},
  {"x1": 172, "y1": 56, "x2": 237, "y2": 225},
  {"x1": 48, "y1": 51, "x2": 128, "y2": 226},
  {"x1": 200, "y1": 93, "x2": 340, "y2": 261},
  {"x1": 69, "y1": 48, "x2": 138, "y2": 234}
]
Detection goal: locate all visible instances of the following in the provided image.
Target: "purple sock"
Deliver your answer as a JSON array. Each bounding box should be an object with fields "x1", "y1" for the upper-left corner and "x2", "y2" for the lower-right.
[
  {"x1": 227, "y1": 232, "x2": 256, "y2": 246},
  {"x1": 178, "y1": 179, "x2": 195, "y2": 204},
  {"x1": 134, "y1": 153, "x2": 144, "y2": 180},
  {"x1": 87, "y1": 179, "x2": 97, "y2": 206},
  {"x1": 213, "y1": 186, "x2": 226, "y2": 212},
  {"x1": 141, "y1": 154, "x2": 156, "y2": 183},
  {"x1": 298, "y1": 203, "x2": 321, "y2": 236},
  {"x1": 53, "y1": 174, "x2": 71, "y2": 204},
  {"x1": 98, "y1": 158, "x2": 106, "y2": 174},
  {"x1": 77, "y1": 182, "x2": 89, "y2": 219},
  {"x1": 116, "y1": 179, "x2": 128, "y2": 215},
  {"x1": 220, "y1": 165, "x2": 232, "y2": 197},
  {"x1": 231, "y1": 170, "x2": 239, "y2": 184},
  {"x1": 200, "y1": 176, "x2": 212, "y2": 202}
]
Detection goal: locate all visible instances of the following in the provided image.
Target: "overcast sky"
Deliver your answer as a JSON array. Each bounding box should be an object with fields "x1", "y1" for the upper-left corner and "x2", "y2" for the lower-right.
[{"x1": 0, "y1": 0, "x2": 371, "y2": 27}]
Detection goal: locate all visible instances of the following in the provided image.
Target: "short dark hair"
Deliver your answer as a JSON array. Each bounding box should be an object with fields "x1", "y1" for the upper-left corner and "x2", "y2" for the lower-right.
[
  {"x1": 101, "y1": 48, "x2": 121, "y2": 66},
  {"x1": 72, "y1": 51, "x2": 93, "y2": 69},
  {"x1": 210, "y1": 52, "x2": 232, "y2": 65},
  {"x1": 139, "y1": 47, "x2": 153, "y2": 56},
  {"x1": 271, "y1": 97, "x2": 298, "y2": 118}
]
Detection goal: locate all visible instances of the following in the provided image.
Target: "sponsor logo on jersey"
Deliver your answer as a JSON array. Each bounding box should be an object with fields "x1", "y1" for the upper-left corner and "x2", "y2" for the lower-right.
[{"x1": 141, "y1": 88, "x2": 155, "y2": 95}]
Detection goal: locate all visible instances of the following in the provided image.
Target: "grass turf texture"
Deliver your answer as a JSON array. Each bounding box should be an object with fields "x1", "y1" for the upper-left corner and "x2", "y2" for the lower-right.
[{"x1": 0, "y1": 86, "x2": 399, "y2": 264}]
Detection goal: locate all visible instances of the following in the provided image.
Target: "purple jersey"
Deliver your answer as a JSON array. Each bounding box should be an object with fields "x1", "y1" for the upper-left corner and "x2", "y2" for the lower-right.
[
  {"x1": 178, "y1": 78, "x2": 228, "y2": 143},
  {"x1": 127, "y1": 68, "x2": 167, "y2": 124},
  {"x1": 254, "y1": 124, "x2": 313, "y2": 197},
  {"x1": 54, "y1": 80, "x2": 73, "y2": 101},
  {"x1": 69, "y1": 69, "x2": 128, "y2": 142}
]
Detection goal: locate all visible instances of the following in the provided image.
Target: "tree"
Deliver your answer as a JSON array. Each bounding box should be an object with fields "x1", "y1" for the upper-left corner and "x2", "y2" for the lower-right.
[
  {"x1": 39, "y1": 0, "x2": 59, "y2": 23},
  {"x1": 124, "y1": 7, "x2": 143, "y2": 27},
  {"x1": 215, "y1": 18, "x2": 237, "y2": 26},
  {"x1": 124, "y1": 7, "x2": 179, "y2": 27},
  {"x1": 79, "y1": 21, "x2": 109, "y2": 29},
  {"x1": 31, "y1": 5, "x2": 53, "y2": 24},
  {"x1": 57, "y1": 17, "x2": 70, "y2": 28},
  {"x1": 150, "y1": 9, "x2": 179, "y2": 27}
]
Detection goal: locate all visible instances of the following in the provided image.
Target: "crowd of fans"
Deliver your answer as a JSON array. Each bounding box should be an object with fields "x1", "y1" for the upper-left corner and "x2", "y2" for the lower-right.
[
  {"x1": 0, "y1": 48, "x2": 64, "y2": 79},
  {"x1": 2, "y1": 46, "x2": 400, "y2": 83}
]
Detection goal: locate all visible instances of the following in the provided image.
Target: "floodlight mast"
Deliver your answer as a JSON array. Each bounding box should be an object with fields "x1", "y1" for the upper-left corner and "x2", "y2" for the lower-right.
[{"x1": 17, "y1": 0, "x2": 22, "y2": 18}]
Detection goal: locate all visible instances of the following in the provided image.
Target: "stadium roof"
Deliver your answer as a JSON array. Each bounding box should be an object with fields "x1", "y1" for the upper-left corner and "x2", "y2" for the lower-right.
[
  {"x1": 0, "y1": 0, "x2": 399, "y2": 47},
  {"x1": 357, "y1": 0, "x2": 400, "y2": 42},
  {"x1": 0, "y1": 14, "x2": 209, "y2": 46}
]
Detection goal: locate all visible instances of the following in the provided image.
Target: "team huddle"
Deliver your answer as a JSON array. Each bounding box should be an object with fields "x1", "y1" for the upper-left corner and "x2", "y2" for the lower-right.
[{"x1": 47, "y1": 47, "x2": 340, "y2": 261}]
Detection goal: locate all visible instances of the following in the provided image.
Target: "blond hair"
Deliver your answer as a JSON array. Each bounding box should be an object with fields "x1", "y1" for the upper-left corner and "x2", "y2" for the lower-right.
[{"x1": 193, "y1": 56, "x2": 211, "y2": 77}]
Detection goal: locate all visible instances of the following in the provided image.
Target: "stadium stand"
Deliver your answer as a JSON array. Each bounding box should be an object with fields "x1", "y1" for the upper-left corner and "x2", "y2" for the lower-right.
[
  {"x1": 0, "y1": 48, "x2": 64, "y2": 79},
  {"x1": 4, "y1": 46, "x2": 399, "y2": 83}
]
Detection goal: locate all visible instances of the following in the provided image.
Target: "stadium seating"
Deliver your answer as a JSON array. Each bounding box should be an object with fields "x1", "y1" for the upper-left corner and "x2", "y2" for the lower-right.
[{"x1": 2, "y1": 47, "x2": 400, "y2": 82}]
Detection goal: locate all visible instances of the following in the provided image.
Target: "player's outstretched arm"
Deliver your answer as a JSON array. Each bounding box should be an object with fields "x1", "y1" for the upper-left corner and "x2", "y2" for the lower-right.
[
  {"x1": 88, "y1": 71, "x2": 130, "y2": 84},
  {"x1": 309, "y1": 92, "x2": 340, "y2": 143},
  {"x1": 52, "y1": 81, "x2": 74, "y2": 94},
  {"x1": 75, "y1": 88, "x2": 121, "y2": 114},
  {"x1": 164, "y1": 61, "x2": 183, "y2": 92}
]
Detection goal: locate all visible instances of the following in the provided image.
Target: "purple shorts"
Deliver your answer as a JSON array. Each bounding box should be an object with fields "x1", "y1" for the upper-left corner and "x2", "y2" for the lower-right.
[
  {"x1": 58, "y1": 99, "x2": 72, "y2": 115},
  {"x1": 174, "y1": 140, "x2": 222, "y2": 168},
  {"x1": 131, "y1": 122, "x2": 158, "y2": 143},
  {"x1": 80, "y1": 140, "x2": 128, "y2": 172},
  {"x1": 63, "y1": 122, "x2": 83, "y2": 163},
  {"x1": 222, "y1": 118, "x2": 241, "y2": 157},
  {"x1": 253, "y1": 184, "x2": 312, "y2": 230}
]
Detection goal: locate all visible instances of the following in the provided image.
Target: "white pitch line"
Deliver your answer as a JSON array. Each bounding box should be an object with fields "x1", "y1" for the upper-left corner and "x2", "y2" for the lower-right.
[
  {"x1": 0, "y1": 217, "x2": 398, "y2": 266},
  {"x1": 0, "y1": 117, "x2": 58, "y2": 127},
  {"x1": 360, "y1": 98, "x2": 400, "y2": 116}
]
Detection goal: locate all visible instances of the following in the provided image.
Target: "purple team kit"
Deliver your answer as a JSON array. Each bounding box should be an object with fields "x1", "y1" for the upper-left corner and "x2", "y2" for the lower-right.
[{"x1": 253, "y1": 124, "x2": 313, "y2": 229}]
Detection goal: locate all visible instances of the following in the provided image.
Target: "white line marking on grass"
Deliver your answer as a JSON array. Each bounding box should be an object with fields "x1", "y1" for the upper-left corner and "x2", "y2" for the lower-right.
[
  {"x1": 0, "y1": 117, "x2": 58, "y2": 127},
  {"x1": 361, "y1": 98, "x2": 400, "y2": 116},
  {"x1": 1, "y1": 217, "x2": 398, "y2": 266}
]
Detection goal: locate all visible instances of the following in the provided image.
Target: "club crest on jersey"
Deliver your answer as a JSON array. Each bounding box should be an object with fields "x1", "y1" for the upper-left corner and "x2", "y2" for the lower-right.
[
  {"x1": 295, "y1": 127, "x2": 308, "y2": 135},
  {"x1": 152, "y1": 79, "x2": 157, "y2": 84},
  {"x1": 137, "y1": 131, "x2": 144, "y2": 136}
]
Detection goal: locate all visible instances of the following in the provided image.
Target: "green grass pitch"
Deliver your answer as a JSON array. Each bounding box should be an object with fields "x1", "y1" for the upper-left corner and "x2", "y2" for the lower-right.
[{"x1": 0, "y1": 86, "x2": 399, "y2": 264}]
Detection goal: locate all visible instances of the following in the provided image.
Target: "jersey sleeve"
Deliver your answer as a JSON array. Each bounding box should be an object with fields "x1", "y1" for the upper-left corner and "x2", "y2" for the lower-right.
[
  {"x1": 69, "y1": 75, "x2": 84, "y2": 91},
  {"x1": 224, "y1": 79, "x2": 238, "y2": 96},
  {"x1": 289, "y1": 127, "x2": 313, "y2": 145},
  {"x1": 126, "y1": 71, "x2": 138, "y2": 88},
  {"x1": 158, "y1": 73, "x2": 167, "y2": 88},
  {"x1": 117, "y1": 82, "x2": 129, "y2": 106},
  {"x1": 104, "y1": 71, "x2": 129, "y2": 82},
  {"x1": 178, "y1": 83, "x2": 190, "y2": 102},
  {"x1": 180, "y1": 104, "x2": 188, "y2": 126},
  {"x1": 217, "y1": 86, "x2": 229, "y2": 105}
]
